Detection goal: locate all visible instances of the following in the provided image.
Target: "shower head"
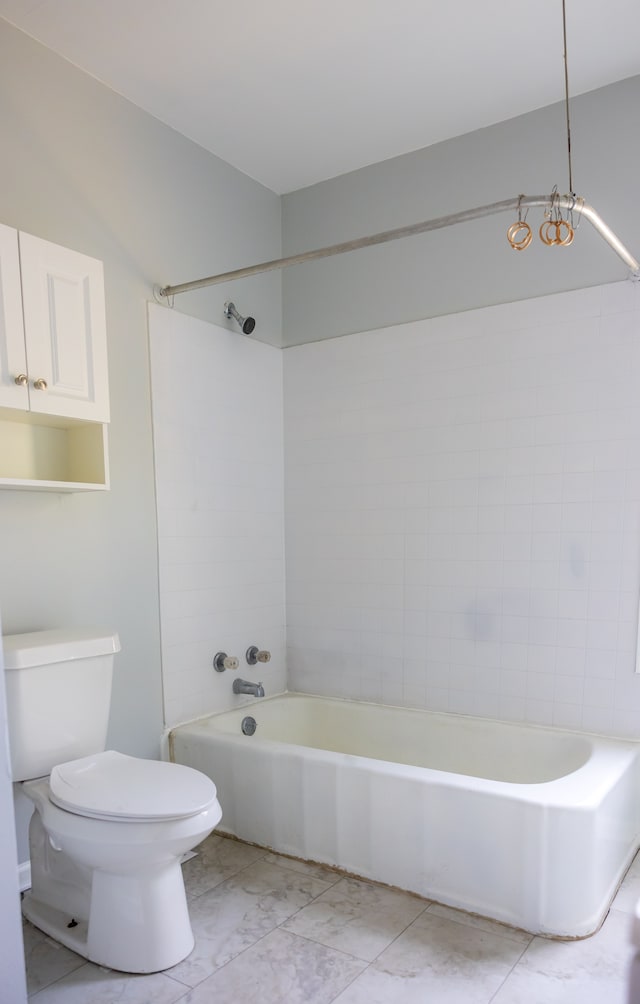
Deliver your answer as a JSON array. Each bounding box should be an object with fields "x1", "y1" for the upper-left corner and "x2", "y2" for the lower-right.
[{"x1": 223, "y1": 301, "x2": 256, "y2": 335}]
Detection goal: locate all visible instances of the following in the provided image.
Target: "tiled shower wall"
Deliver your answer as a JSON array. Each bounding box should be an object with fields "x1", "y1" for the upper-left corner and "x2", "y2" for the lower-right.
[
  {"x1": 284, "y1": 281, "x2": 640, "y2": 738},
  {"x1": 148, "y1": 304, "x2": 286, "y2": 727}
]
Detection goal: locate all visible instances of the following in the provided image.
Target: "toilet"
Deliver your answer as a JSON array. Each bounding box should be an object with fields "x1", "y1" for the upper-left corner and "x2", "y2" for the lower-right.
[{"x1": 3, "y1": 628, "x2": 222, "y2": 974}]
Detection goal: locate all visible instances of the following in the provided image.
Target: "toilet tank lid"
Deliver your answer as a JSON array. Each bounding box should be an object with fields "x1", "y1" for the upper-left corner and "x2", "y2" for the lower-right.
[{"x1": 2, "y1": 628, "x2": 121, "y2": 670}]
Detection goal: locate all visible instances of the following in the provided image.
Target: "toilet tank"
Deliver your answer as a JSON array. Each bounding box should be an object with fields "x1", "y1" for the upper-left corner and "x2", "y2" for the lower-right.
[{"x1": 2, "y1": 628, "x2": 121, "y2": 782}]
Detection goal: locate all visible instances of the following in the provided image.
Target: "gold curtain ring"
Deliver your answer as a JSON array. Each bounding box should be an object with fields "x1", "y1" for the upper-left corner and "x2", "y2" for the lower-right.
[
  {"x1": 507, "y1": 221, "x2": 532, "y2": 251},
  {"x1": 555, "y1": 219, "x2": 574, "y2": 246},
  {"x1": 539, "y1": 220, "x2": 559, "y2": 246}
]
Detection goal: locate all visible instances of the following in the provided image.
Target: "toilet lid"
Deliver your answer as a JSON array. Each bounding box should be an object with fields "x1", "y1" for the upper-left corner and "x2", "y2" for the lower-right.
[{"x1": 49, "y1": 750, "x2": 218, "y2": 822}]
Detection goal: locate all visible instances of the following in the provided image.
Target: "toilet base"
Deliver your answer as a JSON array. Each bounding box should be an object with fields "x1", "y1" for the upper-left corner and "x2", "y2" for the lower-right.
[
  {"x1": 22, "y1": 894, "x2": 92, "y2": 963},
  {"x1": 23, "y1": 858, "x2": 195, "y2": 973}
]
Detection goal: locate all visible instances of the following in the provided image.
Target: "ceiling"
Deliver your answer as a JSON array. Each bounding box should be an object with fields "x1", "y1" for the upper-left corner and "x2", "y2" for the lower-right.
[{"x1": 1, "y1": 0, "x2": 639, "y2": 194}]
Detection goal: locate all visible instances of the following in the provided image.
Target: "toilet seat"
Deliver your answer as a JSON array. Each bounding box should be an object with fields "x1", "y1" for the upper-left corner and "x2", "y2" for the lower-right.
[{"x1": 49, "y1": 750, "x2": 218, "y2": 822}]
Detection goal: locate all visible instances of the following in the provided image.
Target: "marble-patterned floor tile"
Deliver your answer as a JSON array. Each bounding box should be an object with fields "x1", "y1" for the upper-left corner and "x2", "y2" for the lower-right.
[
  {"x1": 426, "y1": 902, "x2": 533, "y2": 947},
  {"x1": 27, "y1": 961, "x2": 188, "y2": 1003},
  {"x1": 23, "y1": 835, "x2": 637, "y2": 1004},
  {"x1": 612, "y1": 849, "x2": 640, "y2": 915},
  {"x1": 492, "y1": 907, "x2": 635, "y2": 1004},
  {"x1": 22, "y1": 921, "x2": 85, "y2": 995},
  {"x1": 182, "y1": 833, "x2": 266, "y2": 899},
  {"x1": 168, "y1": 858, "x2": 336, "y2": 988},
  {"x1": 282, "y1": 876, "x2": 427, "y2": 962},
  {"x1": 180, "y1": 928, "x2": 366, "y2": 1004},
  {"x1": 331, "y1": 907, "x2": 527, "y2": 1004}
]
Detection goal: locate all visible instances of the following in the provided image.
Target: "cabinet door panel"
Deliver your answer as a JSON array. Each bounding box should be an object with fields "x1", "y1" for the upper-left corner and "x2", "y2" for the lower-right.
[
  {"x1": 19, "y1": 232, "x2": 109, "y2": 422},
  {"x1": 0, "y1": 223, "x2": 28, "y2": 410}
]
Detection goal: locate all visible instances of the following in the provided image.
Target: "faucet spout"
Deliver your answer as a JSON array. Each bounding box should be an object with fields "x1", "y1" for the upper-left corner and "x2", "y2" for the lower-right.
[{"x1": 233, "y1": 678, "x2": 265, "y2": 698}]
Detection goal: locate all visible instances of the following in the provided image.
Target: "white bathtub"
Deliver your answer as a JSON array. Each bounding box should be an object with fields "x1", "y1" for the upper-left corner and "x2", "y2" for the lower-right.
[{"x1": 169, "y1": 693, "x2": 640, "y2": 937}]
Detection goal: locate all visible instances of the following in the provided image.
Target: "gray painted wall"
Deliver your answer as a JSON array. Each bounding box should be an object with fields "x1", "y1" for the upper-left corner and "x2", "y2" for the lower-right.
[
  {"x1": 0, "y1": 20, "x2": 281, "y2": 861},
  {"x1": 282, "y1": 76, "x2": 640, "y2": 345}
]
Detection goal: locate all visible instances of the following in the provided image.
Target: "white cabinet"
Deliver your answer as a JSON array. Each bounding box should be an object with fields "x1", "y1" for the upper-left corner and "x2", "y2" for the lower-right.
[
  {"x1": 0, "y1": 223, "x2": 110, "y2": 491},
  {"x1": 0, "y1": 225, "x2": 109, "y2": 421}
]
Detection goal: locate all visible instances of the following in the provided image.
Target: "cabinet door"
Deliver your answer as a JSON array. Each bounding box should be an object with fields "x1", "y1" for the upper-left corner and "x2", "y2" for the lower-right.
[
  {"x1": 19, "y1": 232, "x2": 109, "y2": 422},
  {"x1": 0, "y1": 223, "x2": 29, "y2": 410}
]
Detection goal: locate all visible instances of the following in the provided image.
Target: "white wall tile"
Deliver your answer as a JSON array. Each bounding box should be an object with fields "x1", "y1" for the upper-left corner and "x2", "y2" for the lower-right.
[
  {"x1": 149, "y1": 307, "x2": 286, "y2": 727},
  {"x1": 556, "y1": 619, "x2": 588, "y2": 648},
  {"x1": 284, "y1": 282, "x2": 640, "y2": 738},
  {"x1": 149, "y1": 285, "x2": 640, "y2": 740}
]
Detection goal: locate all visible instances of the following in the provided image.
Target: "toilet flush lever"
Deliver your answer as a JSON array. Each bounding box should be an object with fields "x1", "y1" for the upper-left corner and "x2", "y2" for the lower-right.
[
  {"x1": 213, "y1": 652, "x2": 239, "y2": 672},
  {"x1": 246, "y1": 646, "x2": 271, "y2": 665}
]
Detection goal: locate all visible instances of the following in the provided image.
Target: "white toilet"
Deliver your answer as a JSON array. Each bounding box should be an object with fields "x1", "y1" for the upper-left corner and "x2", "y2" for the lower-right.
[{"x1": 3, "y1": 628, "x2": 222, "y2": 974}]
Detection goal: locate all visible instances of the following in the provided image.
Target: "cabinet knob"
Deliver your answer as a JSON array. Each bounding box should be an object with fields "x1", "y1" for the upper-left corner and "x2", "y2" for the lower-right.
[
  {"x1": 33, "y1": 378, "x2": 48, "y2": 391},
  {"x1": 14, "y1": 374, "x2": 28, "y2": 386}
]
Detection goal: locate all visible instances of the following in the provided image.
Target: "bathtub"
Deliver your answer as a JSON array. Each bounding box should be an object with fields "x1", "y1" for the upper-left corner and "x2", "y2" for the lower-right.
[{"x1": 169, "y1": 693, "x2": 640, "y2": 937}]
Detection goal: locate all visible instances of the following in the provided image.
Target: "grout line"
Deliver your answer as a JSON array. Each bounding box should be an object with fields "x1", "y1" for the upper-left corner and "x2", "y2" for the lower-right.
[
  {"x1": 273, "y1": 925, "x2": 370, "y2": 966},
  {"x1": 486, "y1": 938, "x2": 535, "y2": 1003},
  {"x1": 320, "y1": 901, "x2": 433, "y2": 1003},
  {"x1": 163, "y1": 969, "x2": 199, "y2": 991},
  {"x1": 184, "y1": 842, "x2": 270, "y2": 902}
]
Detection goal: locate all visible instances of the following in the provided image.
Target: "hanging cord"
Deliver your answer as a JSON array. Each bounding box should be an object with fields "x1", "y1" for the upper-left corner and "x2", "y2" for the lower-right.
[
  {"x1": 508, "y1": 2, "x2": 577, "y2": 252},
  {"x1": 562, "y1": 0, "x2": 575, "y2": 195}
]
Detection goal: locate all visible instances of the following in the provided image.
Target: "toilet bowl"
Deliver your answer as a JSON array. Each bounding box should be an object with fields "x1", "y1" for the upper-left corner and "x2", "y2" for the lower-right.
[
  {"x1": 3, "y1": 628, "x2": 223, "y2": 973},
  {"x1": 21, "y1": 751, "x2": 221, "y2": 973}
]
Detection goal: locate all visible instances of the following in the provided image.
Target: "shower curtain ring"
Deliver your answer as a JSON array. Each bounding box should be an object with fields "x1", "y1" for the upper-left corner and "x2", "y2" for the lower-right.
[
  {"x1": 507, "y1": 221, "x2": 532, "y2": 251},
  {"x1": 517, "y1": 195, "x2": 529, "y2": 225},
  {"x1": 556, "y1": 219, "x2": 574, "y2": 245}
]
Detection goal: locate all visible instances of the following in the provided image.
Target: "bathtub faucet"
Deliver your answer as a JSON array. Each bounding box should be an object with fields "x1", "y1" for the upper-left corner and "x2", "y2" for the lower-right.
[{"x1": 232, "y1": 678, "x2": 265, "y2": 698}]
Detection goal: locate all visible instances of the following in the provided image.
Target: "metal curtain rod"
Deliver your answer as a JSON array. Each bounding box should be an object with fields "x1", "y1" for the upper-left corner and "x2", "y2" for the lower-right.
[{"x1": 158, "y1": 193, "x2": 640, "y2": 299}]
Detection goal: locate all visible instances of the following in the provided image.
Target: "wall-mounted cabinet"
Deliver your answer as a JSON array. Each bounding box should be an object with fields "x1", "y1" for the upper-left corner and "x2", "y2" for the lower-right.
[{"x1": 0, "y1": 223, "x2": 110, "y2": 490}]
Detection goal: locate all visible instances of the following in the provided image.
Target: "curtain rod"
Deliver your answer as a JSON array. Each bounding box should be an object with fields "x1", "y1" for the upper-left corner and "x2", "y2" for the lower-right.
[{"x1": 157, "y1": 193, "x2": 640, "y2": 299}]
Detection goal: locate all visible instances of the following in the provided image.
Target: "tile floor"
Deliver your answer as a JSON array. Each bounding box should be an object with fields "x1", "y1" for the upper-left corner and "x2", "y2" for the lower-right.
[{"x1": 22, "y1": 834, "x2": 640, "y2": 1003}]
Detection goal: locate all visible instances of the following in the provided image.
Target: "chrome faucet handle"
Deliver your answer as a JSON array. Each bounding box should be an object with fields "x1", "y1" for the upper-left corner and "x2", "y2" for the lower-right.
[
  {"x1": 213, "y1": 652, "x2": 239, "y2": 672},
  {"x1": 246, "y1": 646, "x2": 271, "y2": 665}
]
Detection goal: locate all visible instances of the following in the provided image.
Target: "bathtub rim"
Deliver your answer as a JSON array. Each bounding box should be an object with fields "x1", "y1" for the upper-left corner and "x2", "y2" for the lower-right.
[{"x1": 167, "y1": 689, "x2": 640, "y2": 808}]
